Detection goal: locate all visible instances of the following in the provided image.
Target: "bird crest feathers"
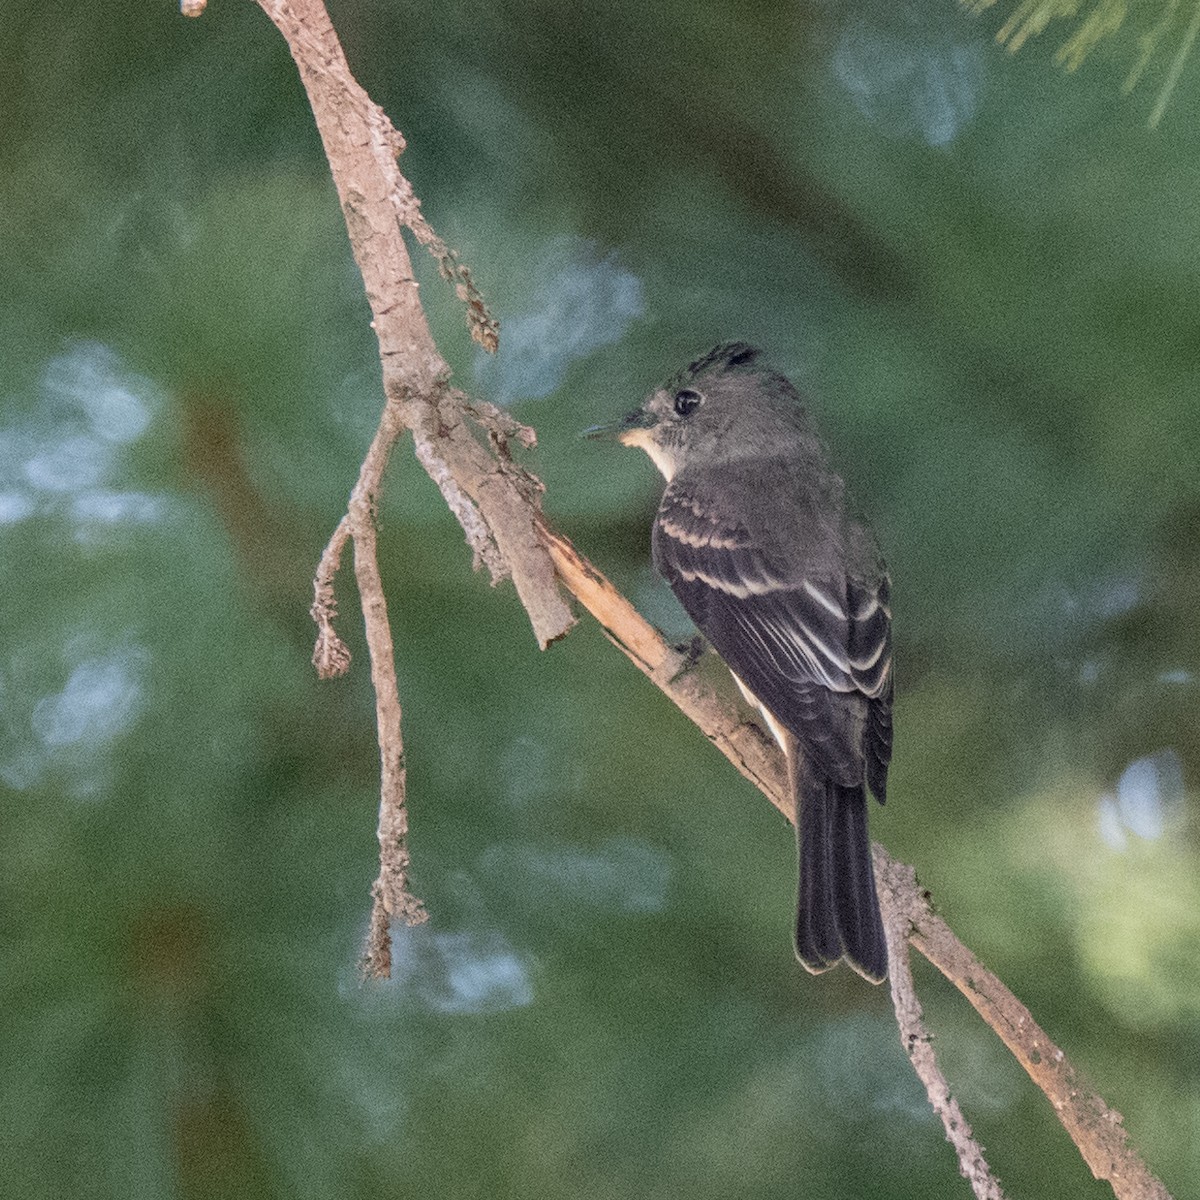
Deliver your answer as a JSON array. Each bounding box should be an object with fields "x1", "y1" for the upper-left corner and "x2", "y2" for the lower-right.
[{"x1": 681, "y1": 342, "x2": 763, "y2": 380}]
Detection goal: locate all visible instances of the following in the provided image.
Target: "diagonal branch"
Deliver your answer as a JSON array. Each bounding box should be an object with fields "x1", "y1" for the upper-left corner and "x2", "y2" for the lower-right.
[
  {"x1": 540, "y1": 525, "x2": 1172, "y2": 1200},
  {"x1": 908, "y1": 899, "x2": 1170, "y2": 1200}
]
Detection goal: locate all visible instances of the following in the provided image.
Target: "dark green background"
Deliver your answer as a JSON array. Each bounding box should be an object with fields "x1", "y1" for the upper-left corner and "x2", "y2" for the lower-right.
[{"x1": 2, "y1": 2, "x2": 1197, "y2": 1197}]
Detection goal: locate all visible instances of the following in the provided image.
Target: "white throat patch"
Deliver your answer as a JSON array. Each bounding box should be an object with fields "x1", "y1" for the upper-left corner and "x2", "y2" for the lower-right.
[{"x1": 618, "y1": 427, "x2": 677, "y2": 481}]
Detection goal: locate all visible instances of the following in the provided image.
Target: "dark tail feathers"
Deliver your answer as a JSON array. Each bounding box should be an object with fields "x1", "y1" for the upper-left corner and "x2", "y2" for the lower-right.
[{"x1": 793, "y1": 760, "x2": 887, "y2": 983}]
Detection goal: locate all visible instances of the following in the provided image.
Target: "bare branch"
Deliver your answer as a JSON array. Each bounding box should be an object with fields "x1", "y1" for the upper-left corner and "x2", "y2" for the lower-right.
[
  {"x1": 347, "y1": 415, "x2": 429, "y2": 975},
  {"x1": 258, "y1": 0, "x2": 575, "y2": 976},
  {"x1": 540, "y1": 524, "x2": 1174, "y2": 1200},
  {"x1": 878, "y1": 854, "x2": 1006, "y2": 1200},
  {"x1": 411, "y1": 430, "x2": 508, "y2": 582},
  {"x1": 259, "y1": 0, "x2": 574, "y2": 650},
  {"x1": 908, "y1": 895, "x2": 1174, "y2": 1200}
]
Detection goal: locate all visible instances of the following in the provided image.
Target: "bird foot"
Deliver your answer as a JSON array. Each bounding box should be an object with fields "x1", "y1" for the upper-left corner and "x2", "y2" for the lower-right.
[{"x1": 667, "y1": 634, "x2": 707, "y2": 677}]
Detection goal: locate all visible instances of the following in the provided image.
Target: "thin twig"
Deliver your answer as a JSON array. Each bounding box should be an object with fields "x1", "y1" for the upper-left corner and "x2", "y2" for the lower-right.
[
  {"x1": 311, "y1": 514, "x2": 352, "y2": 679},
  {"x1": 879, "y1": 854, "x2": 1006, "y2": 1200},
  {"x1": 349, "y1": 412, "x2": 428, "y2": 976}
]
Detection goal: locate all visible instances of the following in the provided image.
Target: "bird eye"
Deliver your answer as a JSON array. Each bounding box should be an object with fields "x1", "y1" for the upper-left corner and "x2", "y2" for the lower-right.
[{"x1": 673, "y1": 388, "x2": 702, "y2": 416}]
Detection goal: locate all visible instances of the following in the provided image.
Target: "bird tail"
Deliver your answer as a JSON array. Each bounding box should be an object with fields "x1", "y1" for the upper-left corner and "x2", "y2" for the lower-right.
[{"x1": 791, "y1": 752, "x2": 888, "y2": 983}]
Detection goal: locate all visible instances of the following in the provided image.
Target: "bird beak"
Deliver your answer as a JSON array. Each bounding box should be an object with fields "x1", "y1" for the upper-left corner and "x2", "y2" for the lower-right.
[{"x1": 582, "y1": 407, "x2": 656, "y2": 442}]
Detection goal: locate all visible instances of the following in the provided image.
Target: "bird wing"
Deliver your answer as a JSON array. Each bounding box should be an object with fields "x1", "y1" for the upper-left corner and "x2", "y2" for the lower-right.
[{"x1": 652, "y1": 479, "x2": 892, "y2": 792}]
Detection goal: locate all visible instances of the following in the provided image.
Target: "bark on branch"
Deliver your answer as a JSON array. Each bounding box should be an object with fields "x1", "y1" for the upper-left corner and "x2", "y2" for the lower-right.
[
  {"x1": 542, "y1": 525, "x2": 1171, "y2": 1200},
  {"x1": 260, "y1": 0, "x2": 574, "y2": 651},
  {"x1": 258, "y1": 0, "x2": 575, "y2": 976}
]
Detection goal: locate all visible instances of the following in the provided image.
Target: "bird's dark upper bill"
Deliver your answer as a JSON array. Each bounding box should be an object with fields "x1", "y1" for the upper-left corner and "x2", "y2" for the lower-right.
[{"x1": 582, "y1": 408, "x2": 655, "y2": 440}]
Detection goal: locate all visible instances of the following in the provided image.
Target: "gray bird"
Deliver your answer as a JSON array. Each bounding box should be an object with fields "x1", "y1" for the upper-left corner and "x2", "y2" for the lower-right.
[{"x1": 597, "y1": 343, "x2": 893, "y2": 981}]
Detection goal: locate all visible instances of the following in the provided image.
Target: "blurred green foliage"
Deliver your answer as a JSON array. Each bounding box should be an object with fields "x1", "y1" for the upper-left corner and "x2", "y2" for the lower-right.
[
  {"x1": 965, "y1": 0, "x2": 1200, "y2": 126},
  {"x1": 1, "y1": 1, "x2": 1197, "y2": 1198}
]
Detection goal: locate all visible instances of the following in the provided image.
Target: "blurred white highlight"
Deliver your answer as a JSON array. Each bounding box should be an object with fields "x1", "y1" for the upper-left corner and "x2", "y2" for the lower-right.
[
  {"x1": 833, "y1": 16, "x2": 983, "y2": 147},
  {"x1": 391, "y1": 928, "x2": 534, "y2": 1014},
  {"x1": 479, "y1": 835, "x2": 671, "y2": 915},
  {"x1": 42, "y1": 341, "x2": 155, "y2": 443},
  {"x1": 474, "y1": 239, "x2": 643, "y2": 405},
  {"x1": 32, "y1": 652, "x2": 147, "y2": 749},
  {"x1": 2, "y1": 640, "x2": 150, "y2": 797},
  {"x1": 1, "y1": 340, "x2": 166, "y2": 534},
  {"x1": 1097, "y1": 749, "x2": 1186, "y2": 851}
]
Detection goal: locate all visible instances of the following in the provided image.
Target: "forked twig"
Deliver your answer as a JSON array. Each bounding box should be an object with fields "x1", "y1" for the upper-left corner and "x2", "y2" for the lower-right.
[{"x1": 258, "y1": 0, "x2": 574, "y2": 974}]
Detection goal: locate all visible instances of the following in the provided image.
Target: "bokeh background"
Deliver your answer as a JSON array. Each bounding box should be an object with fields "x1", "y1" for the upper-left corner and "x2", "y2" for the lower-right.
[{"x1": 3, "y1": 2, "x2": 1198, "y2": 1197}]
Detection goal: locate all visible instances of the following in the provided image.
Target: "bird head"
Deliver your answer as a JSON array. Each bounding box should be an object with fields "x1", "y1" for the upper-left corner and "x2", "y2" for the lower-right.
[{"x1": 588, "y1": 343, "x2": 816, "y2": 481}]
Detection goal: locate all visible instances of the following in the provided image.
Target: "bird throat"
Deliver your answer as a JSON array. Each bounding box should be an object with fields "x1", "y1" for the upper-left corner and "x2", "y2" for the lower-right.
[{"x1": 617, "y1": 427, "x2": 677, "y2": 481}]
